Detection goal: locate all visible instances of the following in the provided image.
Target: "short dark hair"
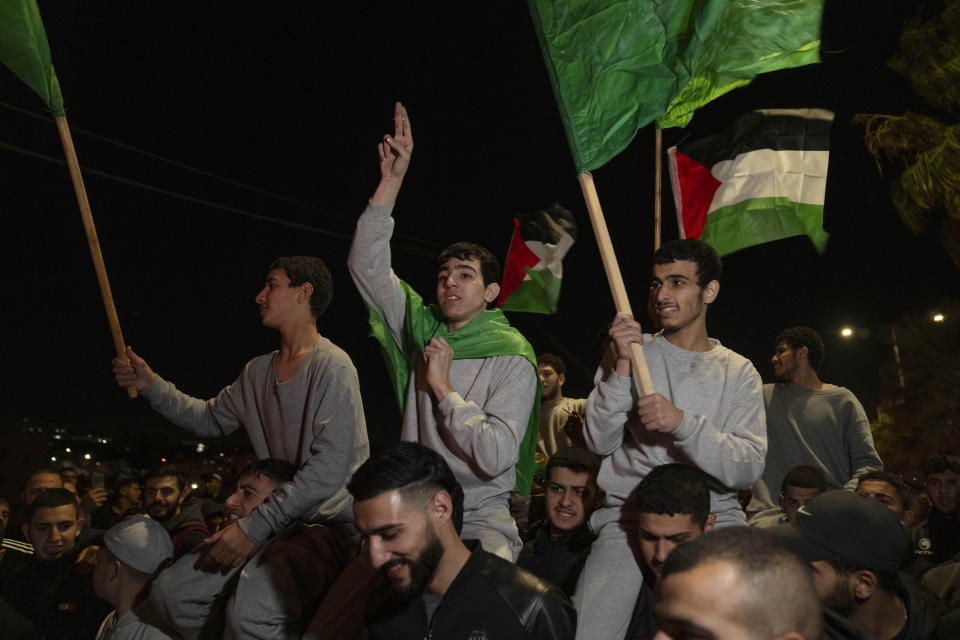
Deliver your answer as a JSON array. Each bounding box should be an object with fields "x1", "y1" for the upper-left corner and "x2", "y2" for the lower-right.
[
  {"x1": 857, "y1": 471, "x2": 912, "y2": 511},
  {"x1": 26, "y1": 467, "x2": 62, "y2": 483},
  {"x1": 547, "y1": 446, "x2": 600, "y2": 484},
  {"x1": 268, "y1": 256, "x2": 334, "y2": 318},
  {"x1": 635, "y1": 464, "x2": 711, "y2": 530},
  {"x1": 27, "y1": 488, "x2": 78, "y2": 523},
  {"x1": 536, "y1": 353, "x2": 566, "y2": 376},
  {"x1": 923, "y1": 456, "x2": 960, "y2": 477},
  {"x1": 348, "y1": 442, "x2": 464, "y2": 534},
  {"x1": 437, "y1": 242, "x2": 501, "y2": 291},
  {"x1": 239, "y1": 459, "x2": 297, "y2": 485},
  {"x1": 663, "y1": 527, "x2": 822, "y2": 640},
  {"x1": 775, "y1": 327, "x2": 825, "y2": 372},
  {"x1": 781, "y1": 465, "x2": 827, "y2": 494},
  {"x1": 652, "y1": 239, "x2": 722, "y2": 287},
  {"x1": 144, "y1": 467, "x2": 186, "y2": 494}
]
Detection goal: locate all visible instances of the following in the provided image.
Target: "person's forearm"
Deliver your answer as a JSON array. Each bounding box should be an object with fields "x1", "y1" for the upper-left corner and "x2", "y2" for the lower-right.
[{"x1": 371, "y1": 176, "x2": 403, "y2": 205}]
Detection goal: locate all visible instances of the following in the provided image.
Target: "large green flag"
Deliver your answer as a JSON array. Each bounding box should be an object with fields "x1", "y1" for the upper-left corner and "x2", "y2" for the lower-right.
[
  {"x1": 0, "y1": 0, "x2": 65, "y2": 117},
  {"x1": 528, "y1": 0, "x2": 823, "y2": 173}
]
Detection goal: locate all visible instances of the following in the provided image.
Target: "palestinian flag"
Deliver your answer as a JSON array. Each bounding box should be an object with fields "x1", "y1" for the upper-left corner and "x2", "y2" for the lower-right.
[
  {"x1": 667, "y1": 108, "x2": 833, "y2": 257},
  {"x1": 499, "y1": 204, "x2": 577, "y2": 314}
]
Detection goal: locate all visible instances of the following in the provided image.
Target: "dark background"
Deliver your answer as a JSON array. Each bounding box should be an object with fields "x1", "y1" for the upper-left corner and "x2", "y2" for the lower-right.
[{"x1": 1, "y1": 1, "x2": 957, "y2": 454}]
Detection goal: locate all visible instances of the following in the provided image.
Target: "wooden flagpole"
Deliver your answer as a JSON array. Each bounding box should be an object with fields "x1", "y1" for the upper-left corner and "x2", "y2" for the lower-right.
[
  {"x1": 55, "y1": 116, "x2": 136, "y2": 399},
  {"x1": 578, "y1": 172, "x2": 655, "y2": 396}
]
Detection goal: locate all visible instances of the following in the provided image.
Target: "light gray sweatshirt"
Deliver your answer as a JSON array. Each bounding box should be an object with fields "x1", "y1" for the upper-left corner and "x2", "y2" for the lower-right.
[
  {"x1": 141, "y1": 336, "x2": 369, "y2": 544},
  {"x1": 584, "y1": 334, "x2": 767, "y2": 526},
  {"x1": 347, "y1": 202, "x2": 537, "y2": 517},
  {"x1": 748, "y1": 382, "x2": 882, "y2": 514}
]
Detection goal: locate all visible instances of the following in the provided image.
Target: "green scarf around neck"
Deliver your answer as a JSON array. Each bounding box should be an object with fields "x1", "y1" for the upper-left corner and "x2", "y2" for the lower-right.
[{"x1": 366, "y1": 279, "x2": 540, "y2": 498}]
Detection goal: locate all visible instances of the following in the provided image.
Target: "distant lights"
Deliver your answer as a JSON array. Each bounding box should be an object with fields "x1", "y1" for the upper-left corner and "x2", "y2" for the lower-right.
[
  {"x1": 83, "y1": 453, "x2": 92, "y2": 460},
  {"x1": 65, "y1": 447, "x2": 72, "y2": 453},
  {"x1": 840, "y1": 327, "x2": 853, "y2": 338},
  {"x1": 161, "y1": 457, "x2": 167, "y2": 463},
  {"x1": 191, "y1": 483, "x2": 199, "y2": 490},
  {"x1": 50, "y1": 456, "x2": 57, "y2": 462},
  {"x1": 933, "y1": 313, "x2": 945, "y2": 323}
]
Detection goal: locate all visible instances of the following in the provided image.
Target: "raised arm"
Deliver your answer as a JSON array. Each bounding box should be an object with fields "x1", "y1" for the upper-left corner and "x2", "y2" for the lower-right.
[{"x1": 348, "y1": 102, "x2": 419, "y2": 350}]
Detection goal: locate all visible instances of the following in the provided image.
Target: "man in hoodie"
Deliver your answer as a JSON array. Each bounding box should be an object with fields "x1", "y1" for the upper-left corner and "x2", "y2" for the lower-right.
[{"x1": 142, "y1": 468, "x2": 208, "y2": 559}]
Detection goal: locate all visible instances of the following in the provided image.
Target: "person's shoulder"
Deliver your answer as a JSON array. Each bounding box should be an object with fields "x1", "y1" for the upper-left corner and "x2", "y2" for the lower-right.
[
  {"x1": 479, "y1": 550, "x2": 569, "y2": 607},
  {"x1": 306, "y1": 336, "x2": 359, "y2": 372}
]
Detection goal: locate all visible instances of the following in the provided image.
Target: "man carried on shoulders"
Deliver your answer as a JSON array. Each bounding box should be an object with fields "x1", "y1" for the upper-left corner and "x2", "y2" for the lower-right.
[{"x1": 348, "y1": 102, "x2": 539, "y2": 561}]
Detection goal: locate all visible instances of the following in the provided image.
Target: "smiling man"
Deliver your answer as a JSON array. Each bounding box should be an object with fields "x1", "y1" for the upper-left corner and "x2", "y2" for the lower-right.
[
  {"x1": 2, "y1": 489, "x2": 110, "y2": 640},
  {"x1": 349, "y1": 441, "x2": 574, "y2": 639},
  {"x1": 748, "y1": 327, "x2": 882, "y2": 522},
  {"x1": 349, "y1": 102, "x2": 538, "y2": 561},
  {"x1": 518, "y1": 447, "x2": 600, "y2": 596},
  {"x1": 575, "y1": 239, "x2": 766, "y2": 640}
]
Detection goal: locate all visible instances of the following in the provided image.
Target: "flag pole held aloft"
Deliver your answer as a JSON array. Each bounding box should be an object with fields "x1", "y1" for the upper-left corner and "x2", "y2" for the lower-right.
[
  {"x1": 578, "y1": 173, "x2": 655, "y2": 396},
  {"x1": 1, "y1": 0, "x2": 135, "y2": 397}
]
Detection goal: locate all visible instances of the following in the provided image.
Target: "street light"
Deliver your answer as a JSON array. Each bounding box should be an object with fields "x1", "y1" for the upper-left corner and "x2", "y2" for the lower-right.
[
  {"x1": 933, "y1": 313, "x2": 945, "y2": 323},
  {"x1": 841, "y1": 327, "x2": 854, "y2": 338}
]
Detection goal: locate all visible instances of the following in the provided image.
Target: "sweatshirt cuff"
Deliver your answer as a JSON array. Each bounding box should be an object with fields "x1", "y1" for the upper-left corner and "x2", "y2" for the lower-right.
[
  {"x1": 671, "y1": 412, "x2": 698, "y2": 442},
  {"x1": 236, "y1": 510, "x2": 269, "y2": 547},
  {"x1": 140, "y1": 374, "x2": 170, "y2": 402}
]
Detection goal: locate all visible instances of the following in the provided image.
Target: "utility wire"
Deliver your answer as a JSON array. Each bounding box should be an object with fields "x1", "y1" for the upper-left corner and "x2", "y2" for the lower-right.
[
  {"x1": 0, "y1": 139, "x2": 440, "y2": 258},
  {"x1": 0, "y1": 100, "x2": 443, "y2": 252}
]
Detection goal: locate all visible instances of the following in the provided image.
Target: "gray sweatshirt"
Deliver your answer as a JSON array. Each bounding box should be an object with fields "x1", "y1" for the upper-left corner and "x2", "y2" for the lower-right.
[
  {"x1": 347, "y1": 201, "x2": 537, "y2": 515},
  {"x1": 141, "y1": 336, "x2": 369, "y2": 544},
  {"x1": 748, "y1": 382, "x2": 882, "y2": 514},
  {"x1": 584, "y1": 334, "x2": 767, "y2": 526}
]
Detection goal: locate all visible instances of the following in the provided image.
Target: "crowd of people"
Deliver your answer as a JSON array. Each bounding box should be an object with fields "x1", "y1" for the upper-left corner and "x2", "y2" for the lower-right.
[{"x1": 1, "y1": 102, "x2": 958, "y2": 640}]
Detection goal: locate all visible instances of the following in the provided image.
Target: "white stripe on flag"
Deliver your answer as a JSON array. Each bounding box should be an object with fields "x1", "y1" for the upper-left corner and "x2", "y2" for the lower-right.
[{"x1": 709, "y1": 149, "x2": 829, "y2": 210}]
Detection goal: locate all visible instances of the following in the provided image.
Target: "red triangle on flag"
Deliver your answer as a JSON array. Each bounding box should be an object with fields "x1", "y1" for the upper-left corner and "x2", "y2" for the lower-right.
[
  {"x1": 498, "y1": 218, "x2": 541, "y2": 307},
  {"x1": 673, "y1": 150, "x2": 721, "y2": 240}
]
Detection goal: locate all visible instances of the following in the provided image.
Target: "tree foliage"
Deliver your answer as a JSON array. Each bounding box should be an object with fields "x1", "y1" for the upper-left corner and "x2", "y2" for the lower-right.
[
  {"x1": 854, "y1": 0, "x2": 960, "y2": 269},
  {"x1": 871, "y1": 302, "x2": 960, "y2": 470}
]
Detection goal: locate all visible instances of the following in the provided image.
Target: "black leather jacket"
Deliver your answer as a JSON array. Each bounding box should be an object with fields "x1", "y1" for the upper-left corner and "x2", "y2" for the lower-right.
[{"x1": 367, "y1": 541, "x2": 576, "y2": 639}]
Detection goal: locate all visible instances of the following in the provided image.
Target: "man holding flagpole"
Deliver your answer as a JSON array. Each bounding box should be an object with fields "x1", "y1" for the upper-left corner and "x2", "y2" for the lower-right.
[
  {"x1": 575, "y1": 239, "x2": 767, "y2": 639},
  {"x1": 348, "y1": 102, "x2": 539, "y2": 562}
]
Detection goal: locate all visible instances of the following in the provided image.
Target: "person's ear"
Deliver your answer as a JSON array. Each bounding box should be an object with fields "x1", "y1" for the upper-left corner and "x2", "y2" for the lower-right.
[
  {"x1": 299, "y1": 282, "x2": 314, "y2": 305},
  {"x1": 704, "y1": 513, "x2": 717, "y2": 532},
  {"x1": 797, "y1": 345, "x2": 809, "y2": 362},
  {"x1": 22, "y1": 524, "x2": 30, "y2": 543},
  {"x1": 901, "y1": 509, "x2": 917, "y2": 528},
  {"x1": 852, "y1": 570, "x2": 877, "y2": 600},
  {"x1": 702, "y1": 280, "x2": 719, "y2": 304},
  {"x1": 779, "y1": 493, "x2": 786, "y2": 509},
  {"x1": 557, "y1": 373, "x2": 566, "y2": 388},
  {"x1": 484, "y1": 282, "x2": 501, "y2": 305},
  {"x1": 428, "y1": 490, "x2": 453, "y2": 529}
]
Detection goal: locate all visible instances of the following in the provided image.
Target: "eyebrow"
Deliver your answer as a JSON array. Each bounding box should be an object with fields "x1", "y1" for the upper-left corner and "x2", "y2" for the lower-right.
[
  {"x1": 359, "y1": 523, "x2": 402, "y2": 537},
  {"x1": 439, "y1": 264, "x2": 478, "y2": 275}
]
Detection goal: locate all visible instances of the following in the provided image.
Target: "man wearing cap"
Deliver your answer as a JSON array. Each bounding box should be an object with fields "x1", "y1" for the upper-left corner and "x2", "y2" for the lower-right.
[
  {"x1": 771, "y1": 490, "x2": 941, "y2": 639},
  {"x1": 93, "y1": 517, "x2": 177, "y2": 640}
]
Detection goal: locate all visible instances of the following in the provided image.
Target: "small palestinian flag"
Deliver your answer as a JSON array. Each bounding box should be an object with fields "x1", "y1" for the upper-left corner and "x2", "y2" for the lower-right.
[
  {"x1": 667, "y1": 108, "x2": 833, "y2": 257},
  {"x1": 499, "y1": 204, "x2": 577, "y2": 314}
]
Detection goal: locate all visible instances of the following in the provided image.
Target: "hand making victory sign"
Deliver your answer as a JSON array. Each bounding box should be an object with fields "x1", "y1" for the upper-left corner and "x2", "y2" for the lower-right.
[{"x1": 372, "y1": 101, "x2": 413, "y2": 205}]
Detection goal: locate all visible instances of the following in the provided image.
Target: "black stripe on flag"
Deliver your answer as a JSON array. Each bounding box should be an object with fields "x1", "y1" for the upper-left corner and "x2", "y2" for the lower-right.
[{"x1": 678, "y1": 109, "x2": 833, "y2": 167}]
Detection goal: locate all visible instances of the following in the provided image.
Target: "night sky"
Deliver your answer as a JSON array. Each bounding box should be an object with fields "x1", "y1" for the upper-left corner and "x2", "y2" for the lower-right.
[{"x1": 2, "y1": 1, "x2": 957, "y2": 449}]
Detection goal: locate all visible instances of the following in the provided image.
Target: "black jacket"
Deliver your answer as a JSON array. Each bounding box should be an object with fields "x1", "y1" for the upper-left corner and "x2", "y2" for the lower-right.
[
  {"x1": 0, "y1": 550, "x2": 111, "y2": 640},
  {"x1": 516, "y1": 523, "x2": 596, "y2": 597},
  {"x1": 821, "y1": 572, "x2": 942, "y2": 640},
  {"x1": 367, "y1": 541, "x2": 576, "y2": 639}
]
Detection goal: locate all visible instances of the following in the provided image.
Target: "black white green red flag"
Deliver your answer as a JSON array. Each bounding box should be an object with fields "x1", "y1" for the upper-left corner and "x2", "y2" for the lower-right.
[
  {"x1": 499, "y1": 204, "x2": 577, "y2": 314},
  {"x1": 667, "y1": 108, "x2": 833, "y2": 257}
]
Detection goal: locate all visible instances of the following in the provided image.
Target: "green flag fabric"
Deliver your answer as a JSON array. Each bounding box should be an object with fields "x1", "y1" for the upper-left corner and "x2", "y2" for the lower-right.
[
  {"x1": 528, "y1": 0, "x2": 823, "y2": 172},
  {"x1": 0, "y1": 0, "x2": 65, "y2": 117},
  {"x1": 366, "y1": 279, "x2": 542, "y2": 498}
]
